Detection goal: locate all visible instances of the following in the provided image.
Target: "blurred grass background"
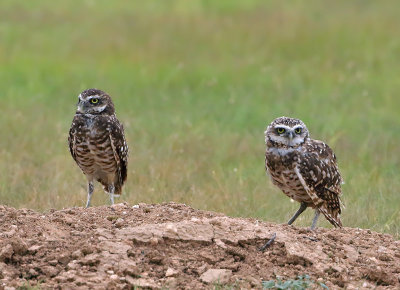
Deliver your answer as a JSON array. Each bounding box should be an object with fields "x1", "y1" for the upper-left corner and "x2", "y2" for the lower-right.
[{"x1": 0, "y1": 0, "x2": 399, "y2": 237}]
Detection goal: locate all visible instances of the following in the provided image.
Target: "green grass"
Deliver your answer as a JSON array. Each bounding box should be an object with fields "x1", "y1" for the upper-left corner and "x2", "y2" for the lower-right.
[
  {"x1": 0, "y1": 0, "x2": 399, "y2": 238},
  {"x1": 263, "y1": 275, "x2": 328, "y2": 289}
]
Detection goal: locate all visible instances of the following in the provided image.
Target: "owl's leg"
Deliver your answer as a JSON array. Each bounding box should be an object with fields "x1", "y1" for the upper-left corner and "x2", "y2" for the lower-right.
[
  {"x1": 85, "y1": 181, "x2": 94, "y2": 208},
  {"x1": 310, "y1": 209, "x2": 320, "y2": 230},
  {"x1": 287, "y1": 202, "x2": 307, "y2": 225},
  {"x1": 108, "y1": 184, "x2": 115, "y2": 205}
]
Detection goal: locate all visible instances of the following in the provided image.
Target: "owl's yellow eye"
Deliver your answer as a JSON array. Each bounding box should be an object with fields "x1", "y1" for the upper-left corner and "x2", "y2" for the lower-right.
[
  {"x1": 90, "y1": 98, "x2": 99, "y2": 104},
  {"x1": 294, "y1": 127, "x2": 302, "y2": 134},
  {"x1": 276, "y1": 128, "x2": 285, "y2": 134}
]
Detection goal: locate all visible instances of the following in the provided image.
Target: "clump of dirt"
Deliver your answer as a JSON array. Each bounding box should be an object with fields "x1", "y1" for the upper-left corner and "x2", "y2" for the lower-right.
[{"x1": 0, "y1": 202, "x2": 399, "y2": 289}]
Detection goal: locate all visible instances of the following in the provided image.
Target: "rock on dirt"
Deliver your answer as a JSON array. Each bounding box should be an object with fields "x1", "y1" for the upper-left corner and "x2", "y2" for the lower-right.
[
  {"x1": 200, "y1": 269, "x2": 232, "y2": 284},
  {"x1": 0, "y1": 202, "x2": 399, "y2": 289}
]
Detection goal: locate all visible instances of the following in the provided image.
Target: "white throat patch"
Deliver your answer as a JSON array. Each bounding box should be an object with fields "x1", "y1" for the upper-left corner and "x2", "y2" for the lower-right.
[
  {"x1": 93, "y1": 104, "x2": 107, "y2": 112},
  {"x1": 268, "y1": 146, "x2": 299, "y2": 156}
]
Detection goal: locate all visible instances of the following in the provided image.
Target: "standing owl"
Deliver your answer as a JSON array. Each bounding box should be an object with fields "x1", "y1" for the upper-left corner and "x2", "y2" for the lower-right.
[
  {"x1": 68, "y1": 89, "x2": 128, "y2": 207},
  {"x1": 264, "y1": 116, "x2": 343, "y2": 229}
]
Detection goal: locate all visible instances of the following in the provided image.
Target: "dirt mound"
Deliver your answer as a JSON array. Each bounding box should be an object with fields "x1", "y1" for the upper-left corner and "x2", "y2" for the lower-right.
[{"x1": 0, "y1": 203, "x2": 399, "y2": 289}]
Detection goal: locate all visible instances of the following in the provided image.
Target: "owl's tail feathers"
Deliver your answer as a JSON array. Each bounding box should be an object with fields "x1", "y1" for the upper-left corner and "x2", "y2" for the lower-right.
[
  {"x1": 318, "y1": 188, "x2": 343, "y2": 228},
  {"x1": 114, "y1": 182, "x2": 122, "y2": 196},
  {"x1": 319, "y1": 207, "x2": 343, "y2": 228},
  {"x1": 113, "y1": 167, "x2": 127, "y2": 196}
]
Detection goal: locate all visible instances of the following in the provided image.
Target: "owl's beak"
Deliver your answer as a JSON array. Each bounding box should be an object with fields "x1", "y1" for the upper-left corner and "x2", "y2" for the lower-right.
[{"x1": 287, "y1": 131, "x2": 294, "y2": 146}]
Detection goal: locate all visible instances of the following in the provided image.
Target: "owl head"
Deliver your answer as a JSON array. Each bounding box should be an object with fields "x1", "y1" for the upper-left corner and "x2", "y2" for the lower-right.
[
  {"x1": 265, "y1": 116, "x2": 310, "y2": 147},
  {"x1": 76, "y1": 89, "x2": 115, "y2": 115}
]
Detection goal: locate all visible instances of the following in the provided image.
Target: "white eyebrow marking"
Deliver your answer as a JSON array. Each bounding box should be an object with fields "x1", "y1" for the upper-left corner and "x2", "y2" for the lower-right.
[
  {"x1": 78, "y1": 94, "x2": 101, "y2": 101},
  {"x1": 88, "y1": 95, "x2": 101, "y2": 100},
  {"x1": 275, "y1": 125, "x2": 292, "y2": 130}
]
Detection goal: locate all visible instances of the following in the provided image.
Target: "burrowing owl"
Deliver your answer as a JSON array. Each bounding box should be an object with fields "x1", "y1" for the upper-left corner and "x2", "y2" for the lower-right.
[
  {"x1": 264, "y1": 116, "x2": 343, "y2": 229},
  {"x1": 68, "y1": 89, "x2": 128, "y2": 207}
]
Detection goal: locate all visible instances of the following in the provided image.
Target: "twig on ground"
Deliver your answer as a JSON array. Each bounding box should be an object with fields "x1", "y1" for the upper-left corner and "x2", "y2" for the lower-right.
[{"x1": 259, "y1": 232, "x2": 277, "y2": 252}]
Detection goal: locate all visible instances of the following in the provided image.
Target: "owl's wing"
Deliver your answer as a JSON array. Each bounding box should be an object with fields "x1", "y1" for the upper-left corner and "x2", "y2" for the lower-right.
[
  {"x1": 68, "y1": 118, "x2": 78, "y2": 163},
  {"x1": 108, "y1": 117, "x2": 129, "y2": 193},
  {"x1": 294, "y1": 140, "x2": 343, "y2": 228}
]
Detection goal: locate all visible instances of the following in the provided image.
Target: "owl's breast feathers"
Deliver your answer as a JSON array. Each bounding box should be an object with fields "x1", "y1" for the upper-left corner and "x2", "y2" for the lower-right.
[{"x1": 68, "y1": 114, "x2": 128, "y2": 194}]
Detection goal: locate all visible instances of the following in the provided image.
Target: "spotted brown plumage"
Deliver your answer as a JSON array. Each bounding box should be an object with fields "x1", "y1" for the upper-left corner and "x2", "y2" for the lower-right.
[
  {"x1": 264, "y1": 116, "x2": 343, "y2": 229},
  {"x1": 68, "y1": 89, "x2": 128, "y2": 207}
]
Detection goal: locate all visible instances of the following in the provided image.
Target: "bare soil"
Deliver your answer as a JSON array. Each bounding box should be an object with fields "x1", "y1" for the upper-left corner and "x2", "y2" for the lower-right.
[{"x1": 0, "y1": 202, "x2": 399, "y2": 289}]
